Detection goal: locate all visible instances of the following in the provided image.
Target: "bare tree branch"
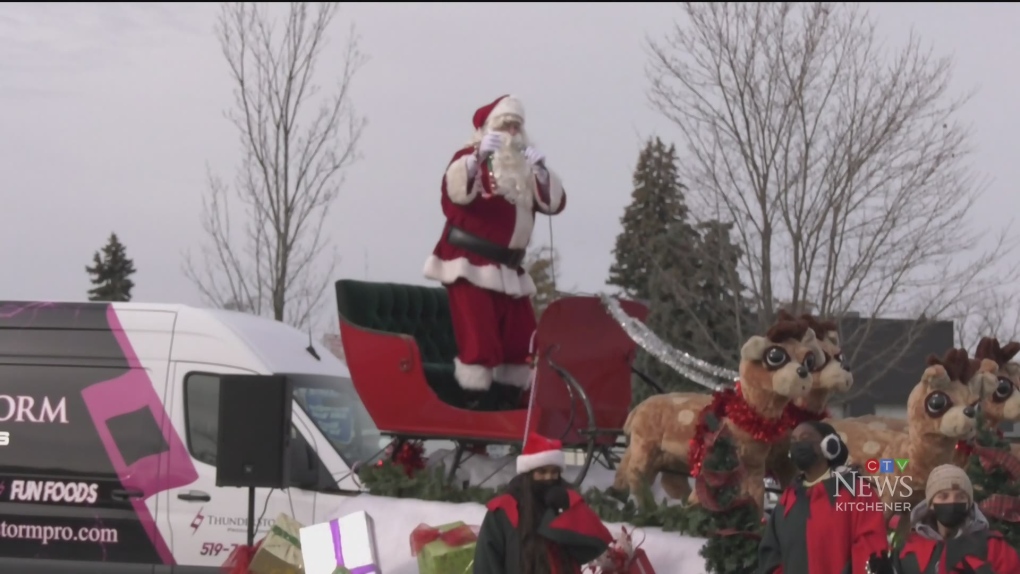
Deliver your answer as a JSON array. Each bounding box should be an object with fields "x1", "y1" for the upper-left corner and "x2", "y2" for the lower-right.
[
  {"x1": 646, "y1": 2, "x2": 1020, "y2": 396},
  {"x1": 183, "y1": 2, "x2": 366, "y2": 329}
]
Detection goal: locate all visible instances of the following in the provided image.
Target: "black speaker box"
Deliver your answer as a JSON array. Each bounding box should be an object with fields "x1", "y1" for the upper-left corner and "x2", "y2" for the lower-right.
[{"x1": 215, "y1": 375, "x2": 293, "y2": 488}]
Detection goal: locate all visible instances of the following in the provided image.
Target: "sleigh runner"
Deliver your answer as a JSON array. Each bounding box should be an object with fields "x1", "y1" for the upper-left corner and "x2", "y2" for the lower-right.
[{"x1": 335, "y1": 279, "x2": 650, "y2": 486}]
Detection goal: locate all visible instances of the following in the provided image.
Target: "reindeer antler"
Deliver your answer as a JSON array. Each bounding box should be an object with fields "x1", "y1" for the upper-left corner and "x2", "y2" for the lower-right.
[
  {"x1": 775, "y1": 309, "x2": 798, "y2": 323},
  {"x1": 765, "y1": 313, "x2": 811, "y2": 343},
  {"x1": 974, "y1": 337, "x2": 1020, "y2": 366},
  {"x1": 798, "y1": 313, "x2": 838, "y2": 336},
  {"x1": 927, "y1": 348, "x2": 972, "y2": 383}
]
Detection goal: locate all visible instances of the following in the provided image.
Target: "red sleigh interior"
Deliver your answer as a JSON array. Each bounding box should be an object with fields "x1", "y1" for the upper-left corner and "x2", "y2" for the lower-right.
[{"x1": 337, "y1": 279, "x2": 646, "y2": 447}]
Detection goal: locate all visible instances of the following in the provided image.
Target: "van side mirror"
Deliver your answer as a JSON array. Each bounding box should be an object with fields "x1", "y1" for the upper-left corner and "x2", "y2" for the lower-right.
[{"x1": 288, "y1": 440, "x2": 320, "y2": 489}]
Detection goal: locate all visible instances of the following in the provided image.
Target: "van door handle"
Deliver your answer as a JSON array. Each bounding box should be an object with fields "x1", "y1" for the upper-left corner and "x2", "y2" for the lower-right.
[
  {"x1": 177, "y1": 490, "x2": 211, "y2": 502},
  {"x1": 111, "y1": 489, "x2": 145, "y2": 501}
]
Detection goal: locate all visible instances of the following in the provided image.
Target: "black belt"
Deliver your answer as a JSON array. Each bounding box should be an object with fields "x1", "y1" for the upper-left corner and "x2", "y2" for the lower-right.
[{"x1": 446, "y1": 226, "x2": 526, "y2": 269}]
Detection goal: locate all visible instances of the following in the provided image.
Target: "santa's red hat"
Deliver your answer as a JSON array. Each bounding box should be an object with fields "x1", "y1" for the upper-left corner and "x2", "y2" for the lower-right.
[
  {"x1": 517, "y1": 432, "x2": 565, "y2": 474},
  {"x1": 473, "y1": 94, "x2": 525, "y2": 131}
]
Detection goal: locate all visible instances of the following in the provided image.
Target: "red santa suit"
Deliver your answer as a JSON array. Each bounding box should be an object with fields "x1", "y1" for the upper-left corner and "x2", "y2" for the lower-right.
[{"x1": 423, "y1": 95, "x2": 566, "y2": 394}]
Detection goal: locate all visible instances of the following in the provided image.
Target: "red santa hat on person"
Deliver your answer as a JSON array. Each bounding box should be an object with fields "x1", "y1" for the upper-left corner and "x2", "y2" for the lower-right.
[
  {"x1": 517, "y1": 432, "x2": 565, "y2": 474},
  {"x1": 473, "y1": 94, "x2": 525, "y2": 135}
]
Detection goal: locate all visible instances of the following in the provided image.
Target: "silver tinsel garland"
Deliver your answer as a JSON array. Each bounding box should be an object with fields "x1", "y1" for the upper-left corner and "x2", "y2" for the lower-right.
[{"x1": 598, "y1": 293, "x2": 738, "y2": 391}]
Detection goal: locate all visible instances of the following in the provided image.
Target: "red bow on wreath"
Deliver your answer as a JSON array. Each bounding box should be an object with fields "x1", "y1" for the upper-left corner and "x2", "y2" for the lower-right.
[
  {"x1": 376, "y1": 441, "x2": 426, "y2": 477},
  {"x1": 956, "y1": 441, "x2": 1020, "y2": 522}
]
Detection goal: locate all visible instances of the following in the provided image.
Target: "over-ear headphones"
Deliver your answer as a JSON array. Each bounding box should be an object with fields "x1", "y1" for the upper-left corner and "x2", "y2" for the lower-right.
[{"x1": 820, "y1": 433, "x2": 842, "y2": 461}]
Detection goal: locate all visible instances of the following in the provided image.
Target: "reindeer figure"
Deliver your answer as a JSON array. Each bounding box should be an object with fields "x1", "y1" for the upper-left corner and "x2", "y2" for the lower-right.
[
  {"x1": 855, "y1": 337, "x2": 1020, "y2": 438},
  {"x1": 766, "y1": 311, "x2": 853, "y2": 488},
  {"x1": 613, "y1": 315, "x2": 823, "y2": 511},
  {"x1": 832, "y1": 348, "x2": 983, "y2": 510}
]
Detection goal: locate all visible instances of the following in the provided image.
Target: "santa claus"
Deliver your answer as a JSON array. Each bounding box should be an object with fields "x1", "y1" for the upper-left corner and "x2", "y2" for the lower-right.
[{"x1": 423, "y1": 94, "x2": 566, "y2": 408}]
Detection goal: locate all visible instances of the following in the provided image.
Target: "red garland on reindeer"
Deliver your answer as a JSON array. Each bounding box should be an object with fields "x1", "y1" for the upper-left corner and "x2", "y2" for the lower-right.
[{"x1": 688, "y1": 383, "x2": 802, "y2": 478}]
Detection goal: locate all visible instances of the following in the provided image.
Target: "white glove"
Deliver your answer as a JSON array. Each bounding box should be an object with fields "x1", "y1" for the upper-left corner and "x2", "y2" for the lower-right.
[
  {"x1": 479, "y1": 132, "x2": 505, "y2": 156},
  {"x1": 524, "y1": 146, "x2": 546, "y2": 166}
]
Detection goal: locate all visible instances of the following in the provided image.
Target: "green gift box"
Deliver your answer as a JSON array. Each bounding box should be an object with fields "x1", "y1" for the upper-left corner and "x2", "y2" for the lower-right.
[
  {"x1": 411, "y1": 521, "x2": 478, "y2": 574},
  {"x1": 250, "y1": 513, "x2": 305, "y2": 574}
]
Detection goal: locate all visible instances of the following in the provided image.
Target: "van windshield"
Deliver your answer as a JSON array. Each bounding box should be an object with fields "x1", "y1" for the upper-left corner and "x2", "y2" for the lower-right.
[{"x1": 288, "y1": 374, "x2": 382, "y2": 467}]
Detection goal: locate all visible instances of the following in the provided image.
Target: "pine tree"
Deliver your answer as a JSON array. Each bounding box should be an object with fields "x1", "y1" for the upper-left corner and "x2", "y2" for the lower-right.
[
  {"x1": 85, "y1": 233, "x2": 137, "y2": 302},
  {"x1": 688, "y1": 220, "x2": 750, "y2": 368},
  {"x1": 635, "y1": 220, "x2": 750, "y2": 402},
  {"x1": 526, "y1": 245, "x2": 559, "y2": 320},
  {"x1": 608, "y1": 137, "x2": 691, "y2": 301}
]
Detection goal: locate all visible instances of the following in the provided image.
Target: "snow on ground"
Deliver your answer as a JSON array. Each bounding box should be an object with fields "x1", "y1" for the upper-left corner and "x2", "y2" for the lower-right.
[
  {"x1": 317, "y1": 449, "x2": 705, "y2": 572},
  {"x1": 320, "y1": 493, "x2": 708, "y2": 574}
]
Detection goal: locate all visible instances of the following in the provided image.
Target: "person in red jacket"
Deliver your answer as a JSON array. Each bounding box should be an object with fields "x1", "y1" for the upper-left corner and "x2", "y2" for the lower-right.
[
  {"x1": 473, "y1": 433, "x2": 612, "y2": 574},
  {"x1": 757, "y1": 421, "x2": 889, "y2": 574},
  {"x1": 876, "y1": 464, "x2": 1020, "y2": 574}
]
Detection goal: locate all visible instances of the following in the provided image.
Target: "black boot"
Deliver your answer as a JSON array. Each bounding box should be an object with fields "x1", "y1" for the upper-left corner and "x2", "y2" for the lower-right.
[
  {"x1": 490, "y1": 382, "x2": 524, "y2": 411},
  {"x1": 460, "y1": 389, "x2": 502, "y2": 411}
]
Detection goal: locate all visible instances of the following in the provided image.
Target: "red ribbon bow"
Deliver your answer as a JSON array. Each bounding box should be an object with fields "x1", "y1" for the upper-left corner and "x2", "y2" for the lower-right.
[
  {"x1": 585, "y1": 527, "x2": 646, "y2": 573},
  {"x1": 409, "y1": 524, "x2": 479, "y2": 556},
  {"x1": 980, "y1": 494, "x2": 1020, "y2": 523}
]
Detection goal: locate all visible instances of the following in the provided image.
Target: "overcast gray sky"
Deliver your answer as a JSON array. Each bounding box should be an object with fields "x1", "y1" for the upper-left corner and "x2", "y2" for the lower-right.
[{"x1": 2, "y1": 2, "x2": 1018, "y2": 327}]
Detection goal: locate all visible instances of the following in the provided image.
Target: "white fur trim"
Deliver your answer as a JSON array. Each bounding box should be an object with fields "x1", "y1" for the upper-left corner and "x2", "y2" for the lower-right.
[
  {"x1": 423, "y1": 255, "x2": 536, "y2": 297},
  {"x1": 454, "y1": 358, "x2": 492, "y2": 391},
  {"x1": 517, "y1": 449, "x2": 565, "y2": 474},
  {"x1": 487, "y1": 96, "x2": 525, "y2": 127},
  {"x1": 535, "y1": 169, "x2": 565, "y2": 214},
  {"x1": 494, "y1": 363, "x2": 533, "y2": 389},
  {"x1": 445, "y1": 154, "x2": 480, "y2": 205},
  {"x1": 508, "y1": 198, "x2": 535, "y2": 249}
]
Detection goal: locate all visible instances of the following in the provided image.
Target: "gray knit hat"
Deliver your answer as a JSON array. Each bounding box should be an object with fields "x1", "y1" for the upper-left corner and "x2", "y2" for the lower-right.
[{"x1": 925, "y1": 464, "x2": 973, "y2": 505}]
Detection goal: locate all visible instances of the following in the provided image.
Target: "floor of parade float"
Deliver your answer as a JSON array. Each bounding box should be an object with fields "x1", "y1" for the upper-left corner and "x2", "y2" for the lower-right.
[
  {"x1": 317, "y1": 448, "x2": 709, "y2": 573},
  {"x1": 322, "y1": 493, "x2": 709, "y2": 574}
]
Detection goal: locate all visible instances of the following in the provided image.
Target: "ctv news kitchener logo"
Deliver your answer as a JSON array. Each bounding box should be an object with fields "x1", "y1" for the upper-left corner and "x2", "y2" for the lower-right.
[{"x1": 833, "y1": 458, "x2": 915, "y2": 513}]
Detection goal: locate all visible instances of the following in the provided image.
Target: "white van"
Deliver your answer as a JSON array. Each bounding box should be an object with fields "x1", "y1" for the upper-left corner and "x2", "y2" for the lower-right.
[{"x1": 0, "y1": 301, "x2": 378, "y2": 573}]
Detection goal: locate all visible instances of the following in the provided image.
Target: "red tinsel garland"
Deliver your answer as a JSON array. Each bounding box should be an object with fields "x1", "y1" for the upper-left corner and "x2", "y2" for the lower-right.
[
  {"x1": 376, "y1": 441, "x2": 426, "y2": 477},
  {"x1": 688, "y1": 383, "x2": 794, "y2": 477}
]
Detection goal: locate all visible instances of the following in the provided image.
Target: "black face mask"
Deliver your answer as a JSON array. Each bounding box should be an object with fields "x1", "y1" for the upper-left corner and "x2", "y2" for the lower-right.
[
  {"x1": 789, "y1": 441, "x2": 822, "y2": 471},
  {"x1": 933, "y1": 502, "x2": 969, "y2": 529},
  {"x1": 531, "y1": 479, "x2": 556, "y2": 501}
]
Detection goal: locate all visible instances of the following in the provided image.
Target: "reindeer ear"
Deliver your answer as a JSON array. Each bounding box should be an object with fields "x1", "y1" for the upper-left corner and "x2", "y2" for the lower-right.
[
  {"x1": 923, "y1": 364, "x2": 951, "y2": 389},
  {"x1": 1006, "y1": 362, "x2": 1020, "y2": 380},
  {"x1": 741, "y1": 336, "x2": 771, "y2": 361}
]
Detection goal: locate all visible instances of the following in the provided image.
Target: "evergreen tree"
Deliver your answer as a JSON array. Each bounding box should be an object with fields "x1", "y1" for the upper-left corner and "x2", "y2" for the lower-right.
[
  {"x1": 608, "y1": 137, "x2": 690, "y2": 301},
  {"x1": 526, "y1": 245, "x2": 559, "y2": 320},
  {"x1": 965, "y1": 421, "x2": 1020, "y2": 548},
  {"x1": 635, "y1": 220, "x2": 750, "y2": 403},
  {"x1": 688, "y1": 220, "x2": 751, "y2": 365},
  {"x1": 85, "y1": 233, "x2": 137, "y2": 302}
]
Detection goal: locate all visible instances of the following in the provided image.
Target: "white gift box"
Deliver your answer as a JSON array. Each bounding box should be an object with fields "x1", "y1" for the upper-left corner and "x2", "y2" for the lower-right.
[{"x1": 299, "y1": 510, "x2": 380, "y2": 574}]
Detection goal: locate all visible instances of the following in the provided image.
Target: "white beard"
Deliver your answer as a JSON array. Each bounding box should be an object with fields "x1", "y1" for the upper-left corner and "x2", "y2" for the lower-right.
[{"x1": 490, "y1": 134, "x2": 535, "y2": 208}]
